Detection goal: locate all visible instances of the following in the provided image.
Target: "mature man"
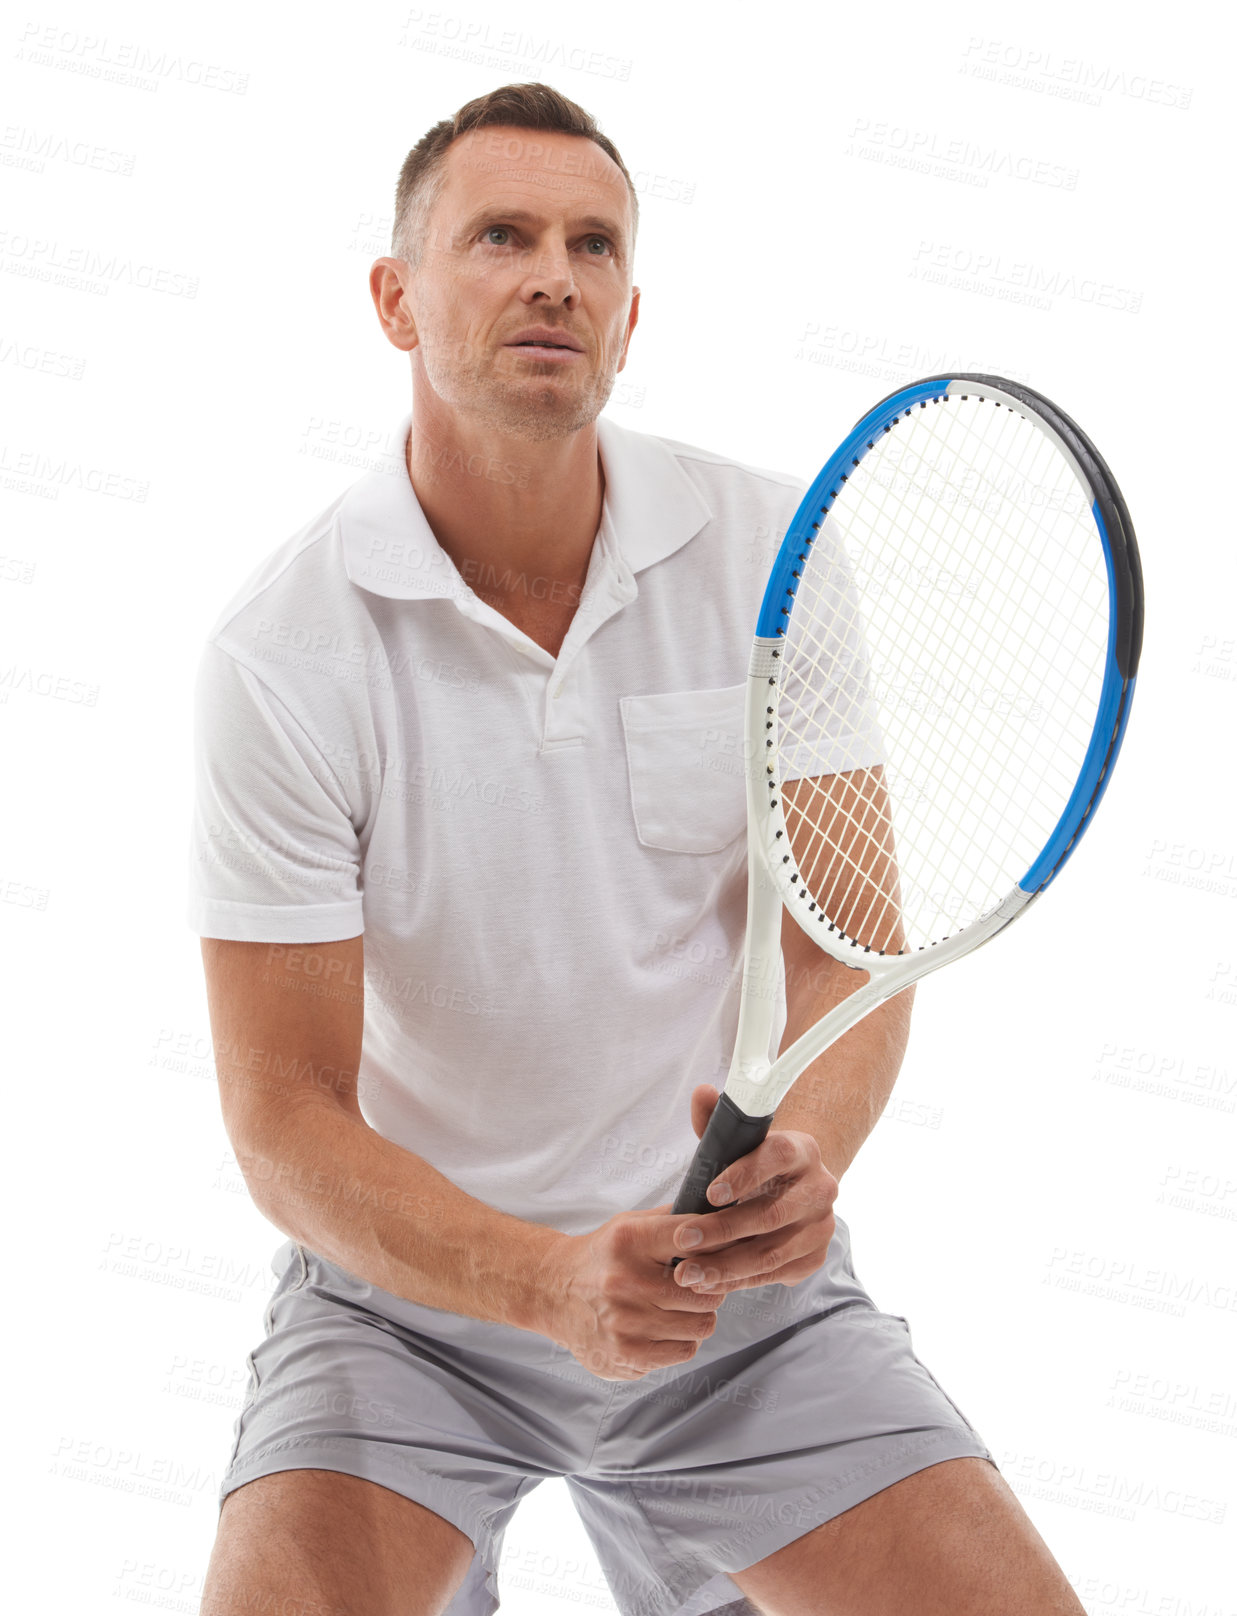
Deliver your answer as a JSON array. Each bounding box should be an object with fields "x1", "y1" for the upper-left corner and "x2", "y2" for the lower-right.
[{"x1": 190, "y1": 82, "x2": 1085, "y2": 1616}]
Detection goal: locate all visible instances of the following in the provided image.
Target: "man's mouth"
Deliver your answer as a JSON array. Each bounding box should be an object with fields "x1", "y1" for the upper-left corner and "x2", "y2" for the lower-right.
[{"x1": 503, "y1": 329, "x2": 585, "y2": 356}]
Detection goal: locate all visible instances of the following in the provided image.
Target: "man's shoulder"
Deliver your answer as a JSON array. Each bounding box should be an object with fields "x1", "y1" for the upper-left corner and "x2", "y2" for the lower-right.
[
  {"x1": 201, "y1": 481, "x2": 360, "y2": 647},
  {"x1": 651, "y1": 430, "x2": 808, "y2": 498},
  {"x1": 601, "y1": 412, "x2": 806, "y2": 497}
]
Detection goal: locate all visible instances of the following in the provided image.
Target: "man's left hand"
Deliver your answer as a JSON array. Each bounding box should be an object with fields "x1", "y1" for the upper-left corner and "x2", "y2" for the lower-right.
[{"x1": 669, "y1": 1083, "x2": 839, "y2": 1294}]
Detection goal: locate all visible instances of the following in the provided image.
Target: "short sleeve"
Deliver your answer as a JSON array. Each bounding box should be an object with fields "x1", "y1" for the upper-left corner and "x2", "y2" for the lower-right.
[
  {"x1": 778, "y1": 511, "x2": 886, "y2": 781},
  {"x1": 187, "y1": 640, "x2": 364, "y2": 941}
]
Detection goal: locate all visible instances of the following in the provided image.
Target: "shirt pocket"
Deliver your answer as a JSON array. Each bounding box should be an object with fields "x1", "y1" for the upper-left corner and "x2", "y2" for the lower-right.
[{"x1": 619, "y1": 683, "x2": 748, "y2": 854}]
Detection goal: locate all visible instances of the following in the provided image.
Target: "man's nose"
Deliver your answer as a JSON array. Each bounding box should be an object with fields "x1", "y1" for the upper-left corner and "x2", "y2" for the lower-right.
[{"x1": 520, "y1": 244, "x2": 579, "y2": 305}]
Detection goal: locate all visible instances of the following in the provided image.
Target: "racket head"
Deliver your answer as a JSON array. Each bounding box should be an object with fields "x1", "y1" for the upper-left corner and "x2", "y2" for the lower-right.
[{"x1": 753, "y1": 374, "x2": 1143, "y2": 966}]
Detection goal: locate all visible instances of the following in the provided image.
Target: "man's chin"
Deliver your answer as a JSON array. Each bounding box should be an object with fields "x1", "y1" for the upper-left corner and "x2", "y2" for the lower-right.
[{"x1": 474, "y1": 381, "x2": 613, "y2": 443}]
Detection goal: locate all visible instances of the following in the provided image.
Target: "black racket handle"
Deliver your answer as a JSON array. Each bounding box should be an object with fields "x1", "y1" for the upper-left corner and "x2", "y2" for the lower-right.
[{"x1": 667, "y1": 1092, "x2": 776, "y2": 1264}]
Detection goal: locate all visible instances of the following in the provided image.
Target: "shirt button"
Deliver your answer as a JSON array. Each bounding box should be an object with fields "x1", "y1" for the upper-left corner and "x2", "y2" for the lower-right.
[{"x1": 552, "y1": 686, "x2": 562, "y2": 699}]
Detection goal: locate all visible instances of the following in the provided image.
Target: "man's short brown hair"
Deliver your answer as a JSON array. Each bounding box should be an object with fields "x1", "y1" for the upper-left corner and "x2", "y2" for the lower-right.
[{"x1": 391, "y1": 81, "x2": 638, "y2": 267}]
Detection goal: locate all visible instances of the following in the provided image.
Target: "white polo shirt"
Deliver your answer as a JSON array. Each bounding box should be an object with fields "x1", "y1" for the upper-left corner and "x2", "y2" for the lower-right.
[{"x1": 188, "y1": 411, "x2": 809, "y2": 1237}]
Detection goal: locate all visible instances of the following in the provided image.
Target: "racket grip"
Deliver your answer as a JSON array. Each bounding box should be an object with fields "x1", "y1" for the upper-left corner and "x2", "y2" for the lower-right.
[{"x1": 670, "y1": 1091, "x2": 776, "y2": 1221}]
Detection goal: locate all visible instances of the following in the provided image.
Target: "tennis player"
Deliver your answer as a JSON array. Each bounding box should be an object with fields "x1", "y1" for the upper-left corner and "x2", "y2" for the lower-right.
[{"x1": 189, "y1": 82, "x2": 1085, "y2": 1616}]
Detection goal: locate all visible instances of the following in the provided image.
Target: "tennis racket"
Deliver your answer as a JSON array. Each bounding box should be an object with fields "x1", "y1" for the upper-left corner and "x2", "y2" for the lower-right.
[{"x1": 670, "y1": 372, "x2": 1143, "y2": 1231}]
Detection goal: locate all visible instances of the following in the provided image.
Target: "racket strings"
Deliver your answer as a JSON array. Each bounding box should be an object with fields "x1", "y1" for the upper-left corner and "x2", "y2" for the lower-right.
[
  {"x1": 775, "y1": 634, "x2": 905, "y2": 952},
  {"x1": 783, "y1": 770, "x2": 903, "y2": 953},
  {"x1": 775, "y1": 395, "x2": 1109, "y2": 953}
]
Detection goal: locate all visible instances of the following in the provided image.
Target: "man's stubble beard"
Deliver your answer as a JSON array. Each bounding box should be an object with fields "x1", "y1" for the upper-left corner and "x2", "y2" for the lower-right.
[{"x1": 421, "y1": 341, "x2": 617, "y2": 443}]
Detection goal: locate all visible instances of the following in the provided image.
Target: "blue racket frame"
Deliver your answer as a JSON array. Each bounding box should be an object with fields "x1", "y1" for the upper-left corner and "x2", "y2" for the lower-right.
[{"x1": 755, "y1": 374, "x2": 1142, "y2": 898}]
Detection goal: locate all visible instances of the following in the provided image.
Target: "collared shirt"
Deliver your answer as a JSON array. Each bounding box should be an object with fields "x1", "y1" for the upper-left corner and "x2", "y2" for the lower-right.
[{"x1": 188, "y1": 411, "x2": 808, "y2": 1236}]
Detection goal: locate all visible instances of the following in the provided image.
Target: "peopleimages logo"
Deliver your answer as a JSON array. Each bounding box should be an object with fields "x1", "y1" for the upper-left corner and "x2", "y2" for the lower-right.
[
  {"x1": 0, "y1": 228, "x2": 199, "y2": 298},
  {"x1": 847, "y1": 117, "x2": 1079, "y2": 190},
  {"x1": 1044, "y1": 1244, "x2": 1237, "y2": 1318},
  {"x1": 909, "y1": 240, "x2": 1142, "y2": 315},
  {"x1": 0, "y1": 123, "x2": 136, "y2": 176},
  {"x1": 959, "y1": 36, "x2": 1193, "y2": 110},
  {"x1": 1001, "y1": 1448, "x2": 1226, "y2": 1525},
  {"x1": 14, "y1": 23, "x2": 250, "y2": 94},
  {"x1": 0, "y1": 440, "x2": 148, "y2": 501},
  {"x1": 397, "y1": 11, "x2": 633, "y2": 81}
]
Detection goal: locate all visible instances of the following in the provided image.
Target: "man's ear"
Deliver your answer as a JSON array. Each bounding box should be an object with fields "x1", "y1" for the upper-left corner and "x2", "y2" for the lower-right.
[
  {"x1": 369, "y1": 258, "x2": 420, "y2": 354},
  {"x1": 616, "y1": 285, "x2": 640, "y2": 373}
]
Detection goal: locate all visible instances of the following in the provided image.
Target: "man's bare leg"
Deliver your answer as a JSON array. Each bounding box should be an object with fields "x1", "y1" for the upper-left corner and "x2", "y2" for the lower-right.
[
  {"x1": 730, "y1": 1456, "x2": 1084, "y2": 1615},
  {"x1": 200, "y1": 1468, "x2": 476, "y2": 1616}
]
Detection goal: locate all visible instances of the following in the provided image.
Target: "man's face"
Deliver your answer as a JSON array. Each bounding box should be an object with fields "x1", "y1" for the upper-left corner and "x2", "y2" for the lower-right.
[{"x1": 402, "y1": 126, "x2": 639, "y2": 442}]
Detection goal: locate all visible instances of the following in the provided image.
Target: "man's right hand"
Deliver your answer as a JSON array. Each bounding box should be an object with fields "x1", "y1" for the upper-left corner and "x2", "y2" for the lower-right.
[{"x1": 537, "y1": 1204, "x2": 725, "y2": 1381}]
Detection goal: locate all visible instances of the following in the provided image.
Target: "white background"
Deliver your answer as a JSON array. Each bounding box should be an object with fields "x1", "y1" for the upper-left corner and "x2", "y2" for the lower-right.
[{"x1": 3, "y1": 0, "x2": 1234, "y2": 1611}]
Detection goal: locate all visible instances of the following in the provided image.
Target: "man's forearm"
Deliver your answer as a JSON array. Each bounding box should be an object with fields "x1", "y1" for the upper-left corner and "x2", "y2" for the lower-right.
[
  {"x1": 770, "y1": 971, "x2": 915, "y2": 1182},
  {"x1": 239, "y1": 1100, "x2": 565, "y2": 1335}
]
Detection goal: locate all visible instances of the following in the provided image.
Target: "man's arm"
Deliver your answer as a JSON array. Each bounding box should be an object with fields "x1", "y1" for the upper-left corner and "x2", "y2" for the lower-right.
[
  {"x1": 770, "y1": 917, "x2": 914, "y2": 1183},
  {"x1": 770, "y1": 764, "x2": 913, "y2": 1182},
  {"x1": 200, "y1": 935, "x2": 564, "y2": 1334}
]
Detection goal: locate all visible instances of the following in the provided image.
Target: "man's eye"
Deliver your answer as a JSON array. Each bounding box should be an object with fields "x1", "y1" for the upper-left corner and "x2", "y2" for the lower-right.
[
  {"x1": 484, "y1": 227, "x2": 510, "y2": 246},
  {"x1": 584, "y1": 237, "x2": 611, "y2": 255}
]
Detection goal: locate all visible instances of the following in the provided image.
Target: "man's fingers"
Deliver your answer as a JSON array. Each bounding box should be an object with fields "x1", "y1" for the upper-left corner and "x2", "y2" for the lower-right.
[
  {"x1": 651, "y1": 1261, "x2": 726, "y2": 1308},
  {"x1": 654, "y1": 1280, "x2": 723, "y2": 1310},
  {"x1": 709, "y1": 1129, "x2": 813, "y2": 1206},
  {"x1": 669, "y1": 1189, "x2": 795, "y2": 1256},
  {"x1": 674, "y1": 1219, "x2": 834, "y2": 1292}
]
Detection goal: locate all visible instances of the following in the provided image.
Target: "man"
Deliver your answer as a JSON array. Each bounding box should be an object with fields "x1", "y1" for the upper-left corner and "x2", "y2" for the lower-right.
[{"x1": 189, "y1": 82, "x2": 1085, "y2": 1616}]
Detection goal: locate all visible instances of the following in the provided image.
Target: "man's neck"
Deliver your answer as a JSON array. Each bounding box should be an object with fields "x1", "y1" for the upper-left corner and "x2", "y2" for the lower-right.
[{"x1": 405, "y1": 406, "x2": 605, "y2": 628}]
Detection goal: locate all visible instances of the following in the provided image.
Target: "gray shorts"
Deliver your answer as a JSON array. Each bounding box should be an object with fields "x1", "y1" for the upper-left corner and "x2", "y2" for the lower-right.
[{"x1": 222, "y1": 1214, "x2": 992, "y2": 1616}]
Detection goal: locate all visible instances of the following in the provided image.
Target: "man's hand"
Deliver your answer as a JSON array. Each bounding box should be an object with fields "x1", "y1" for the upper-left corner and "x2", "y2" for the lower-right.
[
  {"x1": 537, "y1": 1084, "x2": 839, "y2": 1381},
  {"x1": 667, "y1": 1082, "x2": 839, "y2": 1297},
  {"x1": 538, "y1": 1203, "x2": 726, "y2": 1381}
]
